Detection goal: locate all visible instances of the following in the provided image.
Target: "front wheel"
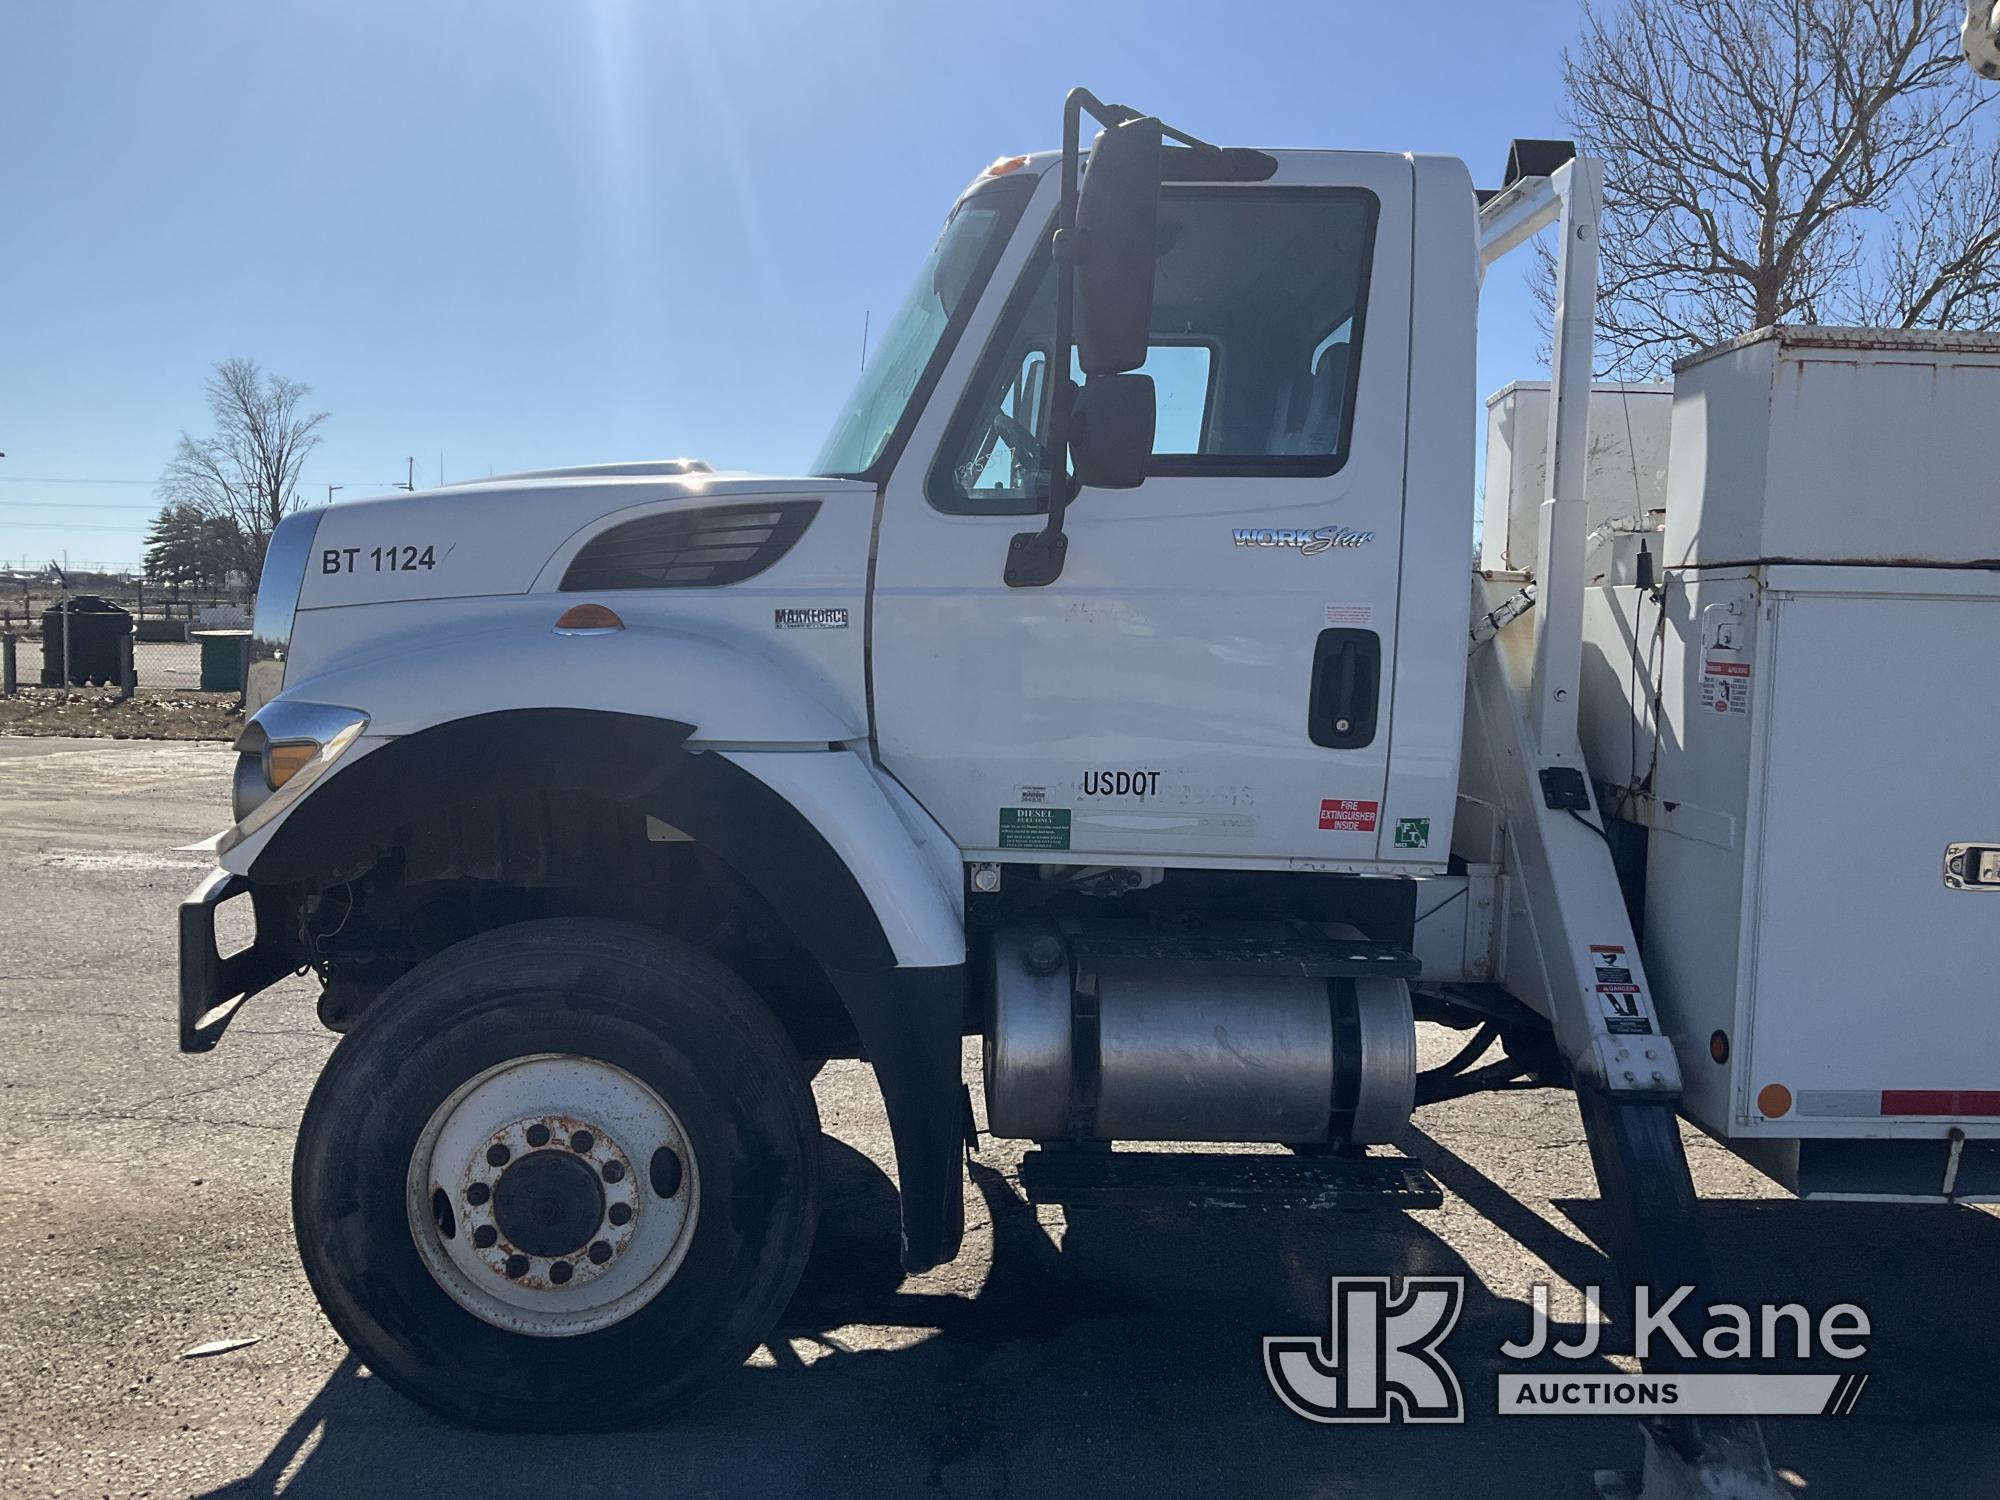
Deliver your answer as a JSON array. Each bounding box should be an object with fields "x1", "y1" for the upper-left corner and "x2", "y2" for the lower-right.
[{"x1": 293, "y1": 920, "x2": 820, "y2": 1431}]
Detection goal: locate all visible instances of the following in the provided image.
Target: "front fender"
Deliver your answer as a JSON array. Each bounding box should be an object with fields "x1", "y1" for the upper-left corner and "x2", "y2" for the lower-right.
[
  {"x1": 280, "y1": 608, "x2": 864, "y2": 743},
  {"x1": 217, "y1": 705, "x2": 974, "y2": 1272},
  {"x1": 223, "y1": 708, "x2": 962, "y2": 970}
]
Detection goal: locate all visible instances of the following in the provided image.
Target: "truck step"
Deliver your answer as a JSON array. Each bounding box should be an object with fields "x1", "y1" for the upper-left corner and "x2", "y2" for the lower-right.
[
  {"x1": 1067, "y1": 930, "x2": 1420, "y2": 981},
  {"x1": 1016, "y1": 1149, "x2": 1443, "y2": 1212}
]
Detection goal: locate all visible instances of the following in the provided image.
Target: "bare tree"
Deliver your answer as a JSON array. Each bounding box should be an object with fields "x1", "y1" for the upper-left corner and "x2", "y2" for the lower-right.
[
  {"x1": 159, "y1": 359, "x2": 327, "y2": 573},
  {"x1": 1549, "y1": 0, "x2": 2000, "y2": 375}
]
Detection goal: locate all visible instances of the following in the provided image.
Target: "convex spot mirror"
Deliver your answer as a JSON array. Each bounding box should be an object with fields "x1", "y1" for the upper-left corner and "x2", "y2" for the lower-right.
[
  {"x1": 1070, "y1": 373, "x2": 1154, "y2": 490},
  {"x1": 1074, "y1": 116, "x2": 1162, "y2": 377}
]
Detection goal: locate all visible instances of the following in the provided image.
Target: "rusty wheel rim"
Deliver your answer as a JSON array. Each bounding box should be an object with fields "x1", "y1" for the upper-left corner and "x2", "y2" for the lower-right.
[{"x1": 404, "y1": 1053, "x2": 700, "y2": 1337}]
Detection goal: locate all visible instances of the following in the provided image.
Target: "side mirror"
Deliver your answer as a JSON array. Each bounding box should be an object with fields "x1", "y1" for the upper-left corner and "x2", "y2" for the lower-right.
[
  {"x1": 1069, "y1": 374, "x2": 1154, "y2": 490},
  {"x1": 1073, "y1": 116, "x2": 1161, "y2": 376}
]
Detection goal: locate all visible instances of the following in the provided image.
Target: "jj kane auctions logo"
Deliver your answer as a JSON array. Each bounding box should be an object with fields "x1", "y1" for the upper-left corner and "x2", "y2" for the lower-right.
[
  {"x1": 1234, "y1": 525, "x2": 1375, "y2": 555},
  {"x1": 1266, "y1": 1277, "x2": 1872, "y2": 1422}
]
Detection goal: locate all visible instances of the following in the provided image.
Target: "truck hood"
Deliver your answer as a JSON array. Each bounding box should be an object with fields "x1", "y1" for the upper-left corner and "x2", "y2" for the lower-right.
[{"x1": 294, "y1": 466, "x2": 876, "y2": 611}]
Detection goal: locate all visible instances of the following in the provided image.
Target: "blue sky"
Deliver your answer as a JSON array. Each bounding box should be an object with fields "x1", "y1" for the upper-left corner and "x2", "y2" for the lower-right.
[{"x1": 0, "y1": 1, "x2": 1577, "y2": 571}]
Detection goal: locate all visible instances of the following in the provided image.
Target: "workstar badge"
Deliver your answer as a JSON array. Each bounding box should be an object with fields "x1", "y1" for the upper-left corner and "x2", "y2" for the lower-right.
[{"x1": 1233, "y1": 526, "x2": 1375, "y2": 555}]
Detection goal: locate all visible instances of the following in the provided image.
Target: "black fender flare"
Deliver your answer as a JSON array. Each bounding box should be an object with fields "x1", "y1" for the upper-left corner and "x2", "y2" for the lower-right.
[{"x1": 251, "y1": 708, "x2": 967, "y2": 1272}]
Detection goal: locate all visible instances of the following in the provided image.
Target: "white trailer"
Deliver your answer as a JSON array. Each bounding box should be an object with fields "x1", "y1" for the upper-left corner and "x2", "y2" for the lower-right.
[{"x1": 171, "y1": 90, "x2": 1994, "y2": 1497}]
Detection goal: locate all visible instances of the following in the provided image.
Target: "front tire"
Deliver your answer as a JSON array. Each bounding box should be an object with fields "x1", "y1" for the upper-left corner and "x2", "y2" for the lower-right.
[{"x1": 293, "y1": 919, "x2": 820, "y2": 1431}]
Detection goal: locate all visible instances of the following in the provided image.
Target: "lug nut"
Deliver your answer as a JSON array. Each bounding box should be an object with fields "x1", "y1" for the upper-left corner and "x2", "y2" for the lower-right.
[
  {"x1": 608, "y1": 1202, "x2": 633, "y2": 1227},
  {"x1": 473, "y1": 1225, "x2": 498, "y2": 1249},
  {"x1": 570, "y1": 1130, "x2": 595, "y2": 1154},
  {"x1": 504, "y1": 1254, "x2": 529, "y2": 1279},
  {"x1": 549, "y1": 1261, "x2": 573, "y2": 1285},
  {"x1": 587, "y1": 1240, "x2": 613, "y2": 1265},
  {"x1": 466, "y1": 1182, "x2": 491, "y2": 1207},
  {"x1": 525, "y1": 1123, "x2": 551, "y2": 1148},
  {"x1": 601, "y1": 1160, "x2": 625, "y2": 1184},
  {"x1": 486, "y1": 1143, "x2": 511, "y2": 1168}
]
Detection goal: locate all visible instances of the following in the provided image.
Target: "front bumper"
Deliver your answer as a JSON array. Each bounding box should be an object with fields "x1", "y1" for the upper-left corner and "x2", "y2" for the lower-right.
[{"x1": 178, "y1": 868, "x2": 301, "y2": 1052}]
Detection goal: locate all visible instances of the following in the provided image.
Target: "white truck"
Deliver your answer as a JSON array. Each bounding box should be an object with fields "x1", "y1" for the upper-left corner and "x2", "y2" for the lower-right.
[{"x1": 177, "y1": 90, "x2": 1997, "y2": 1496}]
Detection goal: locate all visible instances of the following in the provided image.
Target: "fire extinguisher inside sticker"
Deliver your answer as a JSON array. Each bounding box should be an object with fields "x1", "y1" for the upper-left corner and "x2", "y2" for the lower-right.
[{"x1": 1319, "y1": 799, "x2": 1379, "y2": 833}]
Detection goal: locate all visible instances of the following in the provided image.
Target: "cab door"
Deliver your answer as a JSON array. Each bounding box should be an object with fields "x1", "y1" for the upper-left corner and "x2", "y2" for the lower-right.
[{"x1": 871, "y1": 154, "x2": 1414, "y2": 867}]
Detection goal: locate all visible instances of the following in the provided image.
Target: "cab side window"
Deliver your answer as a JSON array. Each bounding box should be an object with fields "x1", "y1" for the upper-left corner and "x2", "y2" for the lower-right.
[{"x1": 930, "y1": 186, "x2": 1378, "y2": 513}]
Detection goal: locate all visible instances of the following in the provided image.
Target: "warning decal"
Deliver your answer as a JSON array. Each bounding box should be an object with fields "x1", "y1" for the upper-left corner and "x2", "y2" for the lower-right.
[
  {"x1": 1587, "y1": 943, "x2": 1654, "y2": 1035},
  {"x1": 1319, "y1": 798, "x2": 1380, "y2": 833},
  {"x1": 1700, "y1": 658, "x2": 1751, "y2": 716}
]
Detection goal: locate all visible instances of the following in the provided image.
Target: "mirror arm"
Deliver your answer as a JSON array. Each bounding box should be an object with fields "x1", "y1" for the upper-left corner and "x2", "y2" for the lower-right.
[
  {"x1": 1006, "y1": 86, "x2": 1195, "y2": 590},
  {"x1": 1005, "y1": 87, "x2": 1092, "y2": 589}
]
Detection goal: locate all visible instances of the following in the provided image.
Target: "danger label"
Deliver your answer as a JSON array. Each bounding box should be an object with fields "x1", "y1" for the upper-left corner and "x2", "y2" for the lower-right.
[
  {"x1": 1319, "y1": 798, "x2": 1380, "y2": 833},
  {"x1": 1700, "y1": 658, "x2": 1751, "y2": 716},
  {"x1": 1587, "y1": 943, "x2": 1654, "y2": 1034}
]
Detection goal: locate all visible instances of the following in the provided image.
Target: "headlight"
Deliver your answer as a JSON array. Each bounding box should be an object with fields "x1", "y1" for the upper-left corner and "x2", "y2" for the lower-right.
[{"x1": 223, "y1": 701, "x2": 370, "y2": 852}]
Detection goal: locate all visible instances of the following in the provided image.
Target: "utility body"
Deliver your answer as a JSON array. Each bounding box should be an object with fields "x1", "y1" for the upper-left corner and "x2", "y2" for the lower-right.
[{"x1": 174, "y1": 88, "x2": 1995, "y2": 1495}]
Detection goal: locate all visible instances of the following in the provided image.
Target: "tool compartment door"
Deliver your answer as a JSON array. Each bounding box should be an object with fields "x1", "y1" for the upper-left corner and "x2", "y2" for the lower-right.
[{"x1": 1746, "y1": 581, "x2": 2000, "y2": 1132}]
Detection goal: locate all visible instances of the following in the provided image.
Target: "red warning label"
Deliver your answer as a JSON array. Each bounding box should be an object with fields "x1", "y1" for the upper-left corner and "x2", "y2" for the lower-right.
[
  {"x1": 1319, "y1": 798, "x2": 1380, "y2": 833},
  {"x1": 1700, "y1": 658, "x2": 1751, "y2": 716}
]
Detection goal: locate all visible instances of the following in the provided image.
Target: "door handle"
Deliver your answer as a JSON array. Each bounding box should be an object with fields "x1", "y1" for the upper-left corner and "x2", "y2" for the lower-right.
[{"x1": 1308, "y1": 628, "x2": 1380, "y2": 750}]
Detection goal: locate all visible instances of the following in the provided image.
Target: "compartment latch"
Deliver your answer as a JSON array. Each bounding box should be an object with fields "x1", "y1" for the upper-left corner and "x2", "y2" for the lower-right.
[{"x1": 1944, "y1": 842, "x2": 2000, "y2": 891}]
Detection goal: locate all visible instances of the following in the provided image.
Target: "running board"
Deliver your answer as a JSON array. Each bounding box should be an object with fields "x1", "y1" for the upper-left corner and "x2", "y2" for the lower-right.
[{"x1": 1017, "y1": 1150, "x2": 1443, "y2": 1212}]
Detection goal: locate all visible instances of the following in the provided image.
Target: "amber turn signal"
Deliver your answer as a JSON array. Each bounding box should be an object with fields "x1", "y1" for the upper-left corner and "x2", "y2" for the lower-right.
[
  {"x1": 266, "y1": 741, "x2": 316, "y2": 789},
  {"x1": 554, "y1": 603, "x2": 625, "y2": 633}
]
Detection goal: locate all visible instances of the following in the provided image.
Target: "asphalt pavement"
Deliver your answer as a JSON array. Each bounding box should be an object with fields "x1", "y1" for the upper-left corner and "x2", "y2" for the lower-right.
[{"x1": 1, "y1": 737, "x2": 1995, "y2": 1499}]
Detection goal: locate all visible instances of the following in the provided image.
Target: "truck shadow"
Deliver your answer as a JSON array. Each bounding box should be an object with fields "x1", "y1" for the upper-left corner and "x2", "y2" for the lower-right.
[{"x1": 193, "y1": 1133, "x2": 2000, "y2": 1500}]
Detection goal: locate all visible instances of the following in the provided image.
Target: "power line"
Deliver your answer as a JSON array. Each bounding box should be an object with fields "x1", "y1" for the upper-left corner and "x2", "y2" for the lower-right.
[
  {"x1": 0, "y1": 476, "x2": 157, "y2": 485},
  {"x1": 0, "y1": 500, "x2": 155, "y2": 510},
  {"x1": 0, "y1": 521, "x2": 147, "y2": 532}
]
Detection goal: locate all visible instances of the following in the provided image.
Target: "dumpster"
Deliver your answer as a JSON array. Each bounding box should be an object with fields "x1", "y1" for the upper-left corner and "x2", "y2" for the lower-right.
[
  {"x1": 191, "y1": 628, "x2": 251, "y2": 692},
  {"x1": 40, "y1": 596, "x2": 133, "y2": 687}
]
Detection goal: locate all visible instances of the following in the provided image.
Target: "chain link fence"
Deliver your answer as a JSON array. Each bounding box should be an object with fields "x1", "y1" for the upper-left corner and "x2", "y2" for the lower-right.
[{"x1": 3, "y1": 631, "x2": 215, "y2": 692}]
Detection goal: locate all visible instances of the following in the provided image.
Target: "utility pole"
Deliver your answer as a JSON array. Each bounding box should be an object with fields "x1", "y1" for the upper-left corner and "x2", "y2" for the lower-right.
[
  {"x1": 406, "y1": 457, "x2": 415, "y2": 492},
  {"x1": 327, "y1": 484, "x2": 344, "y2": 505}
]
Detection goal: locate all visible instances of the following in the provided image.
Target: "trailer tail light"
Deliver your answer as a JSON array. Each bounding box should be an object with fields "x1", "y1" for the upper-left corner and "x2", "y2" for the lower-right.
[
  {"x1": 1882, "y1": 1091, "x2": 2000, "y2": 1116},
  {"x1": 1756, "y1": 1083, "x2": 1792, "y2": 1118},
  {"x1": 554, "y1": 603, "x2": 625, "y2": 634}
]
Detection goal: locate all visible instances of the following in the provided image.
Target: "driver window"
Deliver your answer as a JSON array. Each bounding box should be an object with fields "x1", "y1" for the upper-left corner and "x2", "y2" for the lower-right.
[
  {"x1": 953, "y1": 342, "x2": 1212, "y2": 502},
  {"x1": 930, "y1": 186, "x2": 1377, "y2": 514},
  {"x1": 957, "y1": 349, "x2": 1050, "y2": 499}
]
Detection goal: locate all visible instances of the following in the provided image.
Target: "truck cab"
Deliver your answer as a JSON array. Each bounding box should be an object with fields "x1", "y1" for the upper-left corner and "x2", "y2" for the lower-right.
[{"x1": 183, "y1": 119, "x2": 1489, "y2": 1429}]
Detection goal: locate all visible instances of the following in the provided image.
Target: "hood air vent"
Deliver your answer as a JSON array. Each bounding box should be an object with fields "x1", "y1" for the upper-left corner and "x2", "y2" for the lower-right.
[{"x1": 560, "y1": 500, "x2": 819, "y2": 591}]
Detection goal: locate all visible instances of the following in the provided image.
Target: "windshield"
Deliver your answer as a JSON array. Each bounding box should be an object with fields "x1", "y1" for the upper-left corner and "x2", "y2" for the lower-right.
[{"x1": 811, "y1": 173, "x2": 1036, "y2": 478}]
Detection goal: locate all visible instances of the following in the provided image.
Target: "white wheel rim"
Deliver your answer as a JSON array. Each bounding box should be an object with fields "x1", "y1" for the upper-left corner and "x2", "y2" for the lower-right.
[{"x1": 405, "y1": 1052, "x2": 700, "y2": 1338}]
